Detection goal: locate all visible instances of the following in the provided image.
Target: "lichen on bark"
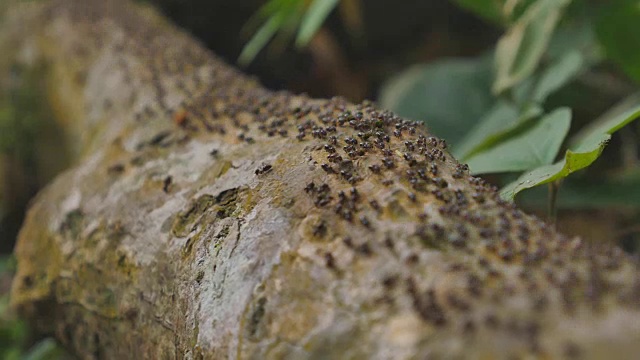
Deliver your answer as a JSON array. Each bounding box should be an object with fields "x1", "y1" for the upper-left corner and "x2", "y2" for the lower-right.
[{"x1": 2, "y1": 0, "x2": 640, "y2": 359}]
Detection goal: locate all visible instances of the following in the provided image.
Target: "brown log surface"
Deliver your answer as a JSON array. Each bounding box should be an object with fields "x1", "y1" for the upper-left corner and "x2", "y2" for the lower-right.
[{"x1": 3, "y1": 0, "x2": 640, "y2": 358}]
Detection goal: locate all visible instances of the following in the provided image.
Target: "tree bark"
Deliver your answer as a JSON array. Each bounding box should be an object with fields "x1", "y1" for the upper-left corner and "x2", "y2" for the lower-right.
[{"x1": 3, "y1": 0, "x2": 640, "y2": 358}]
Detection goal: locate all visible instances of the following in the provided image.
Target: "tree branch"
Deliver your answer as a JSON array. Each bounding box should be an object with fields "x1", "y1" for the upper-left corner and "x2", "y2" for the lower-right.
[{"x1": 2, "y1": 0, "x2": 640, "y2": 358}]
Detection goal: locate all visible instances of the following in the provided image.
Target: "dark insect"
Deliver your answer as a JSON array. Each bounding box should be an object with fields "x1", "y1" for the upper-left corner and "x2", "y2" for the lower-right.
[
  {"x1": 430, "y1": 164, "x2": 438, "y2": 176},
  {"x1": 327, "y1": 153, "x2": 343, "y2": 163},
  {"x1": 324, "y1": 252, "x2": 336, "y2": 269},
  {"x1": 107, "y1": 163, "x2": 125, "y2": 174},
  {"x1": 383, "y1": 157, "x2": 395, "y2": 169},
  {"x1": 163, "y1": 176, "x2": 173, "y2": 193},
  {"x1": 343, "y1": 237, "x2": 354, "y2": 248},
  {"x1": 369, "y1": 164, "x2": 381, "y2": 174},
  {"x1": 304, "y1": 182, "x2": 316, "y2": 193},
  {"x1": 255, "y1": 163, "x2": 273, "y2": 175},
  {"x1": 321, "y1": 163, "x2": 335, "y2": 173},
  {"x1": 356, "y1": 242, "x2": 373, "y2": 256},
  {"x1": 313, "y1": 221, "x2": 327, "y2": 237},
  {"x1": 350, "y1": 187, "x2": 359, "y2": 201}
]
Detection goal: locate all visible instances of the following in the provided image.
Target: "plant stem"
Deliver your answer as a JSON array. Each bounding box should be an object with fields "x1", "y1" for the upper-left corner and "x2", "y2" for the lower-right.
[{"x1": 548, "y1": 180, "x2": 561, "y2": 225}]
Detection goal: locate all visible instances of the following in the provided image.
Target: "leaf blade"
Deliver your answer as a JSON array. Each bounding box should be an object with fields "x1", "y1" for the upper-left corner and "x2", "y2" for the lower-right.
[
  {"x1": 466, "y1": 107, "x2": 571, "y2": 174},
  {"x1": 493, "y1": 0, "x2": 571, "y2": 94},
  {"x1": 379, "y1": 56, "x2": 495, "y2": 145},
  {"x1": 595, "y1": 0, "x2": 640, "y2": 83},
  {"x1": 500, "y1": 98, "x2": 640, "y2": 200},
  {"x1": 296, "y1": 0, "x2": 340, "y2": 47},
  {"x1": 453, "y1": 101, "x2": 542, "y2": 159},
  {"x1": 532, "y1": 50, "x2": 584, "y2": 103},
  {"x1": 238, "y1": 12, "x2": 286, "y2": 66}
]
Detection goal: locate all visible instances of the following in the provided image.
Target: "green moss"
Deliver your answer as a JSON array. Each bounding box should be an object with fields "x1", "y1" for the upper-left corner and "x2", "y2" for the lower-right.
[
  {"x1": 172, "y1": 194, "x2": 216, "y2": 238},
  {"x1": 181, "y1": 237, "x2": 196, "y2": 259},
  {"x1": 172, "y1": 188, "x2": 241, "y2": 238},
  {"x1": 59, "y1": 209, "x2": 84, "y2": 240},
  {"x1": 247, "y1": 297, "x2": 267, "y2": 340},
  {"x1": 213, "y1": 188, "x2": 239, "y2": 219}
]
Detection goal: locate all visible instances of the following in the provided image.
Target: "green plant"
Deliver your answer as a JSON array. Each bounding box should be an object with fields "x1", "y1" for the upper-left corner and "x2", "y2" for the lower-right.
[
  {"x1": 0, "y1": 256, "x2": 69, "y2": 359},
  {"x1": 238, "y1": 0, "x2": 341, "y2": 66},
  {"x1": 380, "y1": 0, "x2": 640, "y2": 210},
  {"x1": 240, "y1": 0, "x2": 640, "y2": 212}
]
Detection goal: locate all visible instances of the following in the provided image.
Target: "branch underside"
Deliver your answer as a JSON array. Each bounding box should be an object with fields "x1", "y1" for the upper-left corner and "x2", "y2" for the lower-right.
[{"x1": 2, "y1": 0, "x2": 640, "y2": 358}]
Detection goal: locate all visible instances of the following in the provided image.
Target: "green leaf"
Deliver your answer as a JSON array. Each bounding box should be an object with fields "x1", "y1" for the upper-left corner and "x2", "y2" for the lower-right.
[
  {"x1": 238, "y1": 13, "x2": 286, "y2": 66},
  {"x1": 493, "y1": 0, "x2": 571, "y2": 94},
  {"x1": 500, "y1": 100, "x2": 640, "y2": 200},
  {"x1": 241, "y1": 0, "x2": 292, "y2": 38},
  {"x1": 500, "y1": 137, "x2": 606, "y2": 200},
  {"x1": 509, "y1": 49, "x2": 585, "y2": 108},
  {"x1": 531, "y1": 50, "x2": 584, "y2": 103},
  {"x1": 466, "y1": 107, "x2": 571, "y2": 174},
  {"x1": 504, "y1": 0, "x2": 540, "y2": 22},
  {"x1": 572, "y1": 93, "x2": 640, "y2": 148},
  {"x1": 453, "y1": 101, "x2": 542, "y2": 159},
  {"x1": 296, "y1": 0, "x2": 340, "y2": 47},
  {"x1": 271, "y1": 2, "x2": 306, "y2": 52},
  {"x1": 596, "y1": 0, "x2": 640, "y2": 83},
  {"x1": 238, "y1": 0, "x2": 306, "y2": 66},
  {"x1": 546, "y1": 15, "x2": 600, "y2": 63},
  {"x1": 379, "y1": 56, "x2": 495, "y2": 145},
  {"x1": 451, "y1": 0, "x2": 504, "y2": 25},
  {"x1": 451, "y1": 0, "x2": 539, "y2": 25},
  {"x1": 0, "y1": 255, "x2": 15, "y2": 274}
]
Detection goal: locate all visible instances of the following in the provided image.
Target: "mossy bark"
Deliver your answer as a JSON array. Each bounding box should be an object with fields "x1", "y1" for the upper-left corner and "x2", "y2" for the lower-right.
[{"x1": 2, "y1": 0, "x2": 640, "y2": 359}]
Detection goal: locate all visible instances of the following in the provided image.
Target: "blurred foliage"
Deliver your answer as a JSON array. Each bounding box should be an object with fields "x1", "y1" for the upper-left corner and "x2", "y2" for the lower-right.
[
  {"x1": 0, "y1": 65, "x2": 42, "y2": 250},
  {"x1": 0, "y1": 65, "x2": 69, "y2": 359},
  {"x1": 492, "y1": 0, "x2": 571, "y2": 94},
  {"x1": 596, "y1": 0, "x2": 640, "y2": 83},
  {"x1": 453, "y1": 0, "x2": 539, "y2": 25},
  {"x1": 379, "y1": 0, "x2": 640, "y2": 206},
  {"x1": 379, "y1": 55, "x2": 495, "y2": 146},
  {"x1": 465, "y1": 107, "x2": 571, "y2": 174},
  {"x1": 0, "y1": 255, "x2": 69, "y2": 359},
  {"x1": 501, "y1": 96, "x2": 640, "y2": 199},
  {"x1": 0, "y1": 67, "x2": 41, "y2": 160},
  {"x1": 1, "y1": 0, "x2": 638, "y2": 355},
  {"x1": 238, "y1": 0, "x2": 341, "y2": 66}
]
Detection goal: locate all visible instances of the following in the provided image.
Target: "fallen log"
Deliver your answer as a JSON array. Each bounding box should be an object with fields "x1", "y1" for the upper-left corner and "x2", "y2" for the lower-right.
[{"x1": 3, "y1": 0, "x2": 640, "y2": 358}]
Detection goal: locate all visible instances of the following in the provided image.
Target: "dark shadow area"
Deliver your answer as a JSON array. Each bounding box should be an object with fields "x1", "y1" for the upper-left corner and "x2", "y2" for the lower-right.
[{"x1": 149, "y1": 0, "x2": 499, "y2": 101}]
